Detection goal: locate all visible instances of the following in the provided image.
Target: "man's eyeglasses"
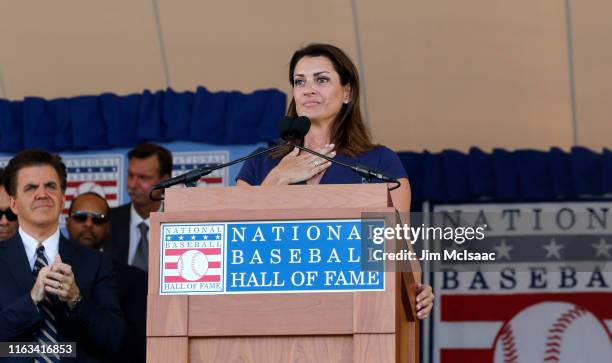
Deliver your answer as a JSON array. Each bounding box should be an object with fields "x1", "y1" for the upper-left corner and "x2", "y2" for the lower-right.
[
  {"x1": 70, "y1": 211, "x2": 109, "y2": 225},
  {"x1": 0, "y1": 208, "x2": 17, "y2": 222}
]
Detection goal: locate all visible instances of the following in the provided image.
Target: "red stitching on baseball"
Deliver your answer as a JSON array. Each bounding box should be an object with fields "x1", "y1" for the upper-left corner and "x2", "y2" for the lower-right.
[
  {"x1": 178, "y1": 254, "x2": 184, "y2": 276},
  {"x1": 503, "y1": 346, "x2": 517, "y2": 355},
  {"x1": 191, "y1": 252, "x2": 199, "y2": 280},
  {"x1": 543, "y1": 305, "x2": 587, "y2": 363},
  {"x1": 504, "y1": 349, "x2": 518, "y2": 361},
  {"x1": 502, "y1": 335, "x2": 514, "y2": 344},
  {"x1": 552, "y1": 322, "x2": 568, "y2": 329},
  {"x1": 499, "y1": 324, "x2": 519, "y2": 363}
]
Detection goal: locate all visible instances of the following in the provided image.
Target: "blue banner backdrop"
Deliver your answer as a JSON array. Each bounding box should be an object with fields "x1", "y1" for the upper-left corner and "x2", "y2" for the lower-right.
[
  {"x1": 0, "y1": 86, "x2": 286, "y2": 151},
  {"x1": 2, "y1": 86, "x2": 612, "y2": 206},
  {"x1": 399, "y1": 147, "x2": 612, "y2": 204}
]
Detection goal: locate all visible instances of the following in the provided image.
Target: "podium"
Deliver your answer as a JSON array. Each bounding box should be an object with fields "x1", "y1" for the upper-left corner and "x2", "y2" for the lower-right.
[{"x1": 146, "y1": 184, "x2": 421, "y2": 363}]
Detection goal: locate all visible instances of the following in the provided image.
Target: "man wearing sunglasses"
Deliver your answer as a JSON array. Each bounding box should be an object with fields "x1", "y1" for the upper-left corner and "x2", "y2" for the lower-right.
[
  {"x1": 67, "y1": 192, "x2": 147, "y2": 363},
  {"x1": 0, "y1": 150, "x2": 125, "y2": 362},
  {"x1": 66, "y1": 193, "x2": 111, "y2": 250},
  {"x1": 0, "y1": 168, "x2": 19, "y2": 241}
]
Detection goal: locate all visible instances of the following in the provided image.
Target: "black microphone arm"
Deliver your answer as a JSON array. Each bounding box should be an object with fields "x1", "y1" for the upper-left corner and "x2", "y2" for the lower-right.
[
  {"x1": 148, "y1": 115, "x2": 400, "y2": 201},
  {"x1": 290, "y1": 143, "x2": 402, "y2": 191},
  {"x1": 149, "y1": 115, "x2": 313, "y2": 201},
  {"x1": 148, "y1": 143, "x2": 284, "y2": 201}
]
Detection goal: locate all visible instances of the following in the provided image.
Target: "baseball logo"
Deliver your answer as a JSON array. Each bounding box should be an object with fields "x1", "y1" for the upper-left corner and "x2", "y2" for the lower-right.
[
  {"x1": 177, "y1": 250, "x2": 209, "y2": 281},
  {"x1": 77, "y1": 181, "x2": 106, "y2": 197},
  {"x1": 493, "y1": 301, "x2": 612, "y2": 363}
]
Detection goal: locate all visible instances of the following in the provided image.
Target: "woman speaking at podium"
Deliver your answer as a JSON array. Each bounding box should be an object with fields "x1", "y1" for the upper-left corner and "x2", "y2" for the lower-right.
[{"x1": 236, "y1": 43, "x2": 434, "y2": 319}]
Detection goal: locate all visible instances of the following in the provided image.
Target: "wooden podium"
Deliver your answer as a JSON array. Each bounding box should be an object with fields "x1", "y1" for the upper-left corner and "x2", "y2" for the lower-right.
[{"x1": 146, "y1": 184, "x2": 421, "y2": 363}]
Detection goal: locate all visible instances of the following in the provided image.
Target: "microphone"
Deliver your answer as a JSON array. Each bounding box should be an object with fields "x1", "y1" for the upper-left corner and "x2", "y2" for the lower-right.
[
  {"x1": 149, "y1": 116, "x2": 311, "y2": 200},
  {"x1": 285, "y1": 117, "x2": 402, "y2": 190},
  {"x1": 279, "y1": 116, "x2": 310, "y2": 140}
]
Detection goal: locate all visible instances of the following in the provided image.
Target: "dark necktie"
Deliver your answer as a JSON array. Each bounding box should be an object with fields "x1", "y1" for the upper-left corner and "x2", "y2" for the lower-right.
[
  {"x1": 132, "y1": 222, "x2": 149, "y2": 271},
  {"x1": 33, "y1": 244, "x2": 60, "y2": 362}
]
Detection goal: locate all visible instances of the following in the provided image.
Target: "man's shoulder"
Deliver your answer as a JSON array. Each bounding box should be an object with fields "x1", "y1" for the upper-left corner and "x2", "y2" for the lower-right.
[
  {"x1": 0, "y1": 234, "x2": 24, "y2": 262},
  {"x1": 0, "y1": 233, "x2": 21, "y2": 250},
  {"x1": 110, "y1": 203, "x2": 132, "y2": 216},
  {"x1": 59, "y1": 236, "x2": 112, "y2": 271},
  {"x1": 108, "y1": 203, "x2": 131, "y2": 238}
]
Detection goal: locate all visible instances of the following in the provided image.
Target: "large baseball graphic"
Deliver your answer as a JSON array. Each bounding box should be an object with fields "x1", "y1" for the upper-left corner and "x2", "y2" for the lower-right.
[
  {"x1": 76, "y1": 181, "x2": 106, "y2": 197},
  {"x1": 493, "y1": 302, "x2": 612, "y2": 363},
  {"x1": 177, "y1": 250, "x2": 209, "y2": 281}
]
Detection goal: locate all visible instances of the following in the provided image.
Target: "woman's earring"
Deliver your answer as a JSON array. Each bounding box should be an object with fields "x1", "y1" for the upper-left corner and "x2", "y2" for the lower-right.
[{"x1": 343, "y1": 99, "x2": 349, "y2": 104}]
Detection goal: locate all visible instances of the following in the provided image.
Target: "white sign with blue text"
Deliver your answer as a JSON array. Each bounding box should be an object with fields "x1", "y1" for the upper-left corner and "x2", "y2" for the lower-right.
[{"x1": 159, "y1": 219, "x2": 385, "y2": 295}]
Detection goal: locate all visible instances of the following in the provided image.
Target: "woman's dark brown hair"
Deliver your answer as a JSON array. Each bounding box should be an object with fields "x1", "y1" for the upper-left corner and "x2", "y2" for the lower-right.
[{"x1": 273, "y1": 43, "x2": 375, "y2": 158}]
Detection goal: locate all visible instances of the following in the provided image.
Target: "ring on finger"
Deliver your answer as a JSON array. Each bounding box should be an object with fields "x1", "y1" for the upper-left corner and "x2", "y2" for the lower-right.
[{"x1": 58, "y1": 282, "x2": 63, "y2": 290}]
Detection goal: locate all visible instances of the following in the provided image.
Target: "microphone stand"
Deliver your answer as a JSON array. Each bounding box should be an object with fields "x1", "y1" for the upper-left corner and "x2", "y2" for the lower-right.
[
  {"x1": 290, "y1": 143, "x2": 402, "y2": 191},
  {"x1": 147, "y1": 136, "x2": 401, "y2": 202},
  {"x1": 148, "y1": 144, "x2": 284, "y2": 201}
]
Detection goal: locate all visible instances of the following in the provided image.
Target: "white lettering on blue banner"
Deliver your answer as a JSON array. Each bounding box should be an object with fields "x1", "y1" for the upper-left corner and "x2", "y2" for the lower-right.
[{"x1": 159, "y1": 219, "x2": 385, "y2": 295}]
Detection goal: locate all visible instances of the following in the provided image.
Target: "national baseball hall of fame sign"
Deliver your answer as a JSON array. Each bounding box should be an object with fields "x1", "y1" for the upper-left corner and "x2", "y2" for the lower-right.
[
  {"x1": 427, "y1": 202, "x2": 612, "y2": 363},
  {"x1": 159, "y1": 219, "x2": 387, "y2": 295}
]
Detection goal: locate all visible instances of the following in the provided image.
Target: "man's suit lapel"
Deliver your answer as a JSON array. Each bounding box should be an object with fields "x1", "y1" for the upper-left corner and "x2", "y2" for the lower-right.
[
  {"x1": 58, "y1": 235, "x2": 81, "y2": 278},
  {"x1": 0, "y1": 234, "x2": 35, "y2": 292},
  {"x1": 116, "y1": 203, "x2": 131, "y2": 264}
]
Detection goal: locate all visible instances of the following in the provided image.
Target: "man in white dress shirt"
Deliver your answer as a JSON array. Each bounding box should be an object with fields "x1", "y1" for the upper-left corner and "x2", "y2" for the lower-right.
[
  {"x1": 0, "y1": 150, "x2": 125, "y2": 362},
  {"x1": 104, "y1": 142, "x2": 172, "y2": 271}
]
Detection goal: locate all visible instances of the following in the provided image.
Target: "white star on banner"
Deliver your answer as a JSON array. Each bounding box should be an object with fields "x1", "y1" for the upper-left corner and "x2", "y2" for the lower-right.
[
  {"x1": 191, "y1": 235, "x2": 196, "y2": 240},
  {"x1": 592, "y1": 237, "x2": 612, "y2": 258},
  {"x1": 543, "y1": 238, "x2": 563, "y2": 259},
  {"x1": 178, "y1": 235, "x2": 184, "y2": 240},
  {"x1": 493, "y1": 239, "x2": 514, "y2": 261}
]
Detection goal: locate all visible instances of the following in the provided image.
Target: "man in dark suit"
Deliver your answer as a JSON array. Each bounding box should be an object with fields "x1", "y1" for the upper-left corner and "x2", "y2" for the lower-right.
[
  {"x1": 66, "y1": 192, "x2": 147, "y2": 363},
  {"x1": 0, "y1": 150, "x2": 125, "y2": 362},
  {"x1": 105, "y1": 143, "x2": 172, "y2": 271},
  {"x1": 0, "y1": 168, "x2": 19, "y2": 242}
]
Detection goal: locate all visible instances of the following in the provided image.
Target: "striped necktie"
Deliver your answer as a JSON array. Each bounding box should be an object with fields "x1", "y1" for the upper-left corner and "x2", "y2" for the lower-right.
[{"x1": 33, "y1": 244, "x2": 60, "y2": 363}]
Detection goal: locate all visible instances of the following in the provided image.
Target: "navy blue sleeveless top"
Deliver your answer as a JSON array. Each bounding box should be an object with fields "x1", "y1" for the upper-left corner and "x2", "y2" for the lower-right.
[{"x1": 237, "y1": 145, "x2": 408, "y2": 185}]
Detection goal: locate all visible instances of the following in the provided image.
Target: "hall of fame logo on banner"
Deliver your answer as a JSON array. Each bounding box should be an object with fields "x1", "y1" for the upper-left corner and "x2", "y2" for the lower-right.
[
  {"x1": 61, "y1": 154, "x2": 123, "y2": 223},
  {"x1": 160, "y1": 224, "x2": 225, "y2": 294},
  {"x1": 427, "y1": 202, "x2": 612, "y2": 363},
  {"x1": 172, "y1": 151, "x2": 229, "y2": 187}
]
